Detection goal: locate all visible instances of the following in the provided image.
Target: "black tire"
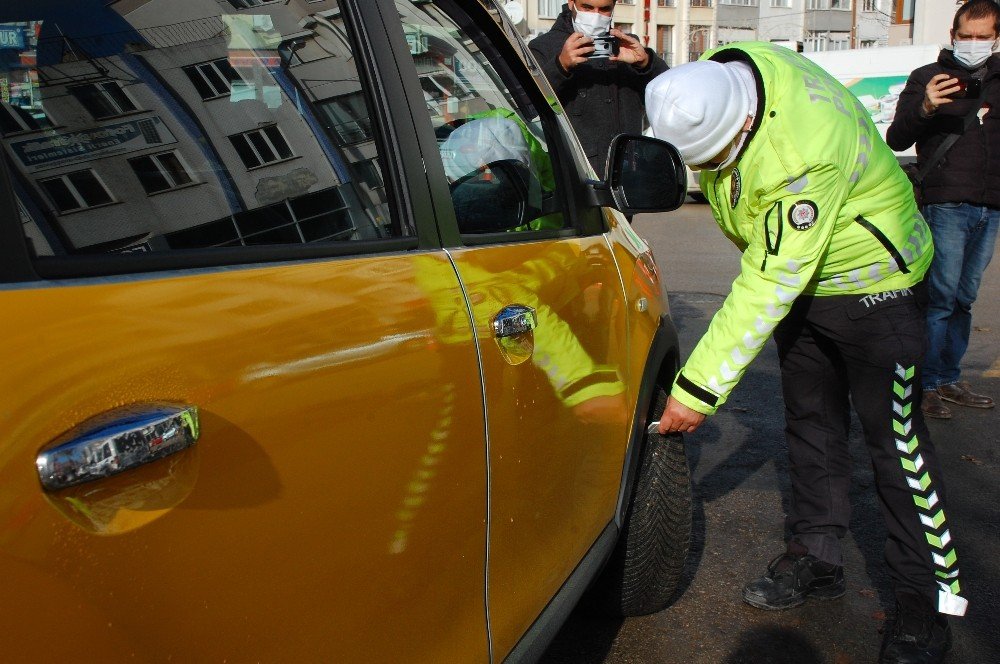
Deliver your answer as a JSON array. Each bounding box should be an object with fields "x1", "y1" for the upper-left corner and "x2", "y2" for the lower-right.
[
  {"x1": 689, "y1": 192, "x2": 708, "y2": 204},
  {"x1": 590, "y1": 387, "x2": 692, "y2": 616}
]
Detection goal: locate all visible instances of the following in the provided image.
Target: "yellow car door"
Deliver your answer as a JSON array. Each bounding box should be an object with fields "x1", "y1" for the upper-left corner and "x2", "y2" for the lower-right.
[
  {"x1": 384, "y1": 2, "x2": 640, "y2": 657},
  {"x1": 0, "y1": 1, "x2": 489, "y2": 661}
]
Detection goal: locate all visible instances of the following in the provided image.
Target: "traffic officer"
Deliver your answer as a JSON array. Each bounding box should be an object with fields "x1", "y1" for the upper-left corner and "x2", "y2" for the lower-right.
[{"x1": 646, "y1": 42, "x2": 964, "y2": 664}]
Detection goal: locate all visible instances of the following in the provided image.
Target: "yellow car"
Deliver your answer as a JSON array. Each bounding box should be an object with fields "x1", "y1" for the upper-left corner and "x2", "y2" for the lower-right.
[{"x1": 1, "y1": 0, "x2": 690, "y2": 660}]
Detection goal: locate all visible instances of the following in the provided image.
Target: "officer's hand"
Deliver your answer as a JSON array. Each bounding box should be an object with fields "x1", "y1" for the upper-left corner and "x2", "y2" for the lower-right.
[
  {"x1": 608, "y1": 29, "x2": 649, "y2": 68},
  {"x1": 657, "y1": 396, "x2": 706, "y2": 435},
  {"x1": 922, "y1": 73, "x2": 961, "y2": 115},
  {"x1": 558, "y1": 32, "x2": 594, "y2": 71}
]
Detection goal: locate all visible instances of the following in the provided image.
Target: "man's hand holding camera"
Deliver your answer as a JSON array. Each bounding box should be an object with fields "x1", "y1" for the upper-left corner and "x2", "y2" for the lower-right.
[
  {"x1": 608, "y1": 29, "x2": 649, "y2": 69},
  {"x1": 558, "y1": 32, "x2": 596, "y2": 71},
  {"x1": 558, "y1": 29, "x2": 649, "y2": 72}
]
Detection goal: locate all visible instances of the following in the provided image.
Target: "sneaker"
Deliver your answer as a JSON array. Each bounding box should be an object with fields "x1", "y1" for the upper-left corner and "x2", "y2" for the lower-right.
[
  {"x1": 742, "y1": 546, "x2": 846, "y2": 610},
  {"x1": 880, "y1": 592, "x2": 952, "y2": 663},
  {"x1": 921, "y1": 390, "x2": 952, "y2": 419},
  {"x1": 937, "y1": 381, "x2": 994, "y2": 409}
]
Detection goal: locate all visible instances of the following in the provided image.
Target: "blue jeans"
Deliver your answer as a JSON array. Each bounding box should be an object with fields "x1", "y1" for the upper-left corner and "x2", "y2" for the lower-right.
[{"x1": 922, "y1": 202, "x2": 1000, "y2": 390}]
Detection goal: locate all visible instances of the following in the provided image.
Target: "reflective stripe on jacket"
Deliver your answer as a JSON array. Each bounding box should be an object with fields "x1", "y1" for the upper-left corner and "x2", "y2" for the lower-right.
[{"x1": 672, "y1": 42, "x2": 933, "y2": 416}]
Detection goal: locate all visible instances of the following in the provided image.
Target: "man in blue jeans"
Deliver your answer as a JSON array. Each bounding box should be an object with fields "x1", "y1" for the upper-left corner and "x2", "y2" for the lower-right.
[{"x1": 887, "y1": 0, "x2": 1000, "y2": 419}]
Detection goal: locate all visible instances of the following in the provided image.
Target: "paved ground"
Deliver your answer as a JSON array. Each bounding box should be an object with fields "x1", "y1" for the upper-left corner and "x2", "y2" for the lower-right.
[{"x1": 541, "y1": 201, "x2": 1000, "y2": 663}]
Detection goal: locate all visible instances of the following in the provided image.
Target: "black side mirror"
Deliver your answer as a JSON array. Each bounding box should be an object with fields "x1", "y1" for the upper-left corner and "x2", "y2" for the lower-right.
[
  {"x1": 605, "y1": 135, "x2": 687, "y2": 215},
  {"x1": 449, "y1": 159, "x2": 530, "y2": 233}
]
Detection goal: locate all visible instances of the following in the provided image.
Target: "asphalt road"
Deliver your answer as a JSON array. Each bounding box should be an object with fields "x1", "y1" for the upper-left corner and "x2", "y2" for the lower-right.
[{"x1": 540, "y1": 201, "x2": 1000, "y2": 663}]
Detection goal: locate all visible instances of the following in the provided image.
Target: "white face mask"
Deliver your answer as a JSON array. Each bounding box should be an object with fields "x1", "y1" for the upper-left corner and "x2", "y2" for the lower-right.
[
  {"x1": 952, "y1": 38, "x2": 997, "y2": 69},
  {"x1": 701, "y1": 129, "x2": 749, "y2": 172},
  {"x1": 572, "y1": 8, "x2": 612, "y2": 39}
]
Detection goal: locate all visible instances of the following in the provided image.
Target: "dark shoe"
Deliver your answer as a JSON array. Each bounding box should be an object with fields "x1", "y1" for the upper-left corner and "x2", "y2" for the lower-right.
[
  {"x1": 880, "y1": 592, "x2": 952, "y2": 663},
  {"x1": 937, "y1": 381, "x2": 995, "y2": 409},
  {"x1": 921, "y1": 390, "x2": 952, "y2": 419},
  {"x1": 742, "y1": 547, "x2": 846, "y2": 610}
]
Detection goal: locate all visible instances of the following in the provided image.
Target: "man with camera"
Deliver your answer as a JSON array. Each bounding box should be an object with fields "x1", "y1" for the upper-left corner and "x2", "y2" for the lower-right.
[
  {"x1": 529, "y1": 1, "x2": 667, "y2": 175},
  {"x1": 886, "y1": 0, "x2": 1000, "y2": 420}
]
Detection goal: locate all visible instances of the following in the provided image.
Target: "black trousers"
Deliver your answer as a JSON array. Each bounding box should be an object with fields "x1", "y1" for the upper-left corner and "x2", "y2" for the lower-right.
[{"x1": 773, "y1": 285, "x2": 965, "y2": 614}]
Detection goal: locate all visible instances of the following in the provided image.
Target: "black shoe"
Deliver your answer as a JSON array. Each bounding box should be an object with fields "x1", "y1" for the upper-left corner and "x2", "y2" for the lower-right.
[
  {"x1": 881, "y1": 592, "x2": 952, "y2": 664},
  {"x1": 742, "y1": 547, "x2": 846, "y2": 610}
]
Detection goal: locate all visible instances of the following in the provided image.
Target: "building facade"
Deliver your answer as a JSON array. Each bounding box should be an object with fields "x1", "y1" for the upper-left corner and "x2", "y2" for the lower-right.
[{"x1": 516, "y1": 0, "x2": 895, "y2": 66}]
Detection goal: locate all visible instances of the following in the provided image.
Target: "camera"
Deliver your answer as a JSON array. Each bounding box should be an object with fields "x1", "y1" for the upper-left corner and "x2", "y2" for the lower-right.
[
  {"x1": 948, "y1": 77, "x2": 982, "y2": 99},
  {"x1": 588, "y1": 35, "x2": 620, "y2": 59}
]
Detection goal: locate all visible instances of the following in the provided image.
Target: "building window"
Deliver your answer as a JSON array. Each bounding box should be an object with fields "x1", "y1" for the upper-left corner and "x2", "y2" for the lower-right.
[
  {"x1": 807, "y1": 0, "x2": 853, "y2": 8},
  {"x1": 770, "y1": 0, "x2": 791, "y2": 6},
  {"x1": 0, "y1": 102, "x2": 50, "y2": 135},
  {"x1": 538, "y1": 0, "x2": 561, "y2": 18},
  {"x1": 895, "y1": 0, "x2": 913, "y2": 23},
  {"x1": 183, "y1": 58, "x2": 246, "y2": 100},
  {"x1": 356, "y1": 159, "x2": 384, "y2": 189},
  {"x1": 658, "y1": 0, "x2": 676, "y2": 6},
  {"x1": 720, "y1": 0, "x2": 757, "y2": 5},
  {"x1": 129, "y1": 151, "x2": 195, "y2": 194},
  {"x1": 69, "y1": 81, "x2": 137, "y2": 119},
  {"x1": 39, "y1": 170, "x2": 114, "y2": 213},
  {"x1": 657, "y1": 24, "x2": 673, "y2": 65},
  {"x1": 689, "y1": 25, "x2": 711, "y2": 60},
  {"x1": 230, "y1": 0, "x2": 280, "y2": 7},
  {"x1": 690, "y1": 0, "x2": 712, "y2": 7},
  {"x1": 317, "y1": 94, "x2": 374, "y2": 146},
  {"x1": 165, "y1": 187, "x2": 356, "y2": 248},
  {"x1": 863, "y1": 0, "x2": 877, "y2": 10},
  {"x1": 229, "y1": 125, "x2": 294, "y2": 169},
  {"x1": 615, "y1": 23, "x2": 634, "y2": 34}
]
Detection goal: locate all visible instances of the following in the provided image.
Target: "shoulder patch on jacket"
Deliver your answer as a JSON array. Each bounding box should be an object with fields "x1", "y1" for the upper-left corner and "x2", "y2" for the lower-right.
[
  {"x1": 730, "y1": 168, "x2": 742, "y2": 208},
  {"x1": 788, "y1": 200, "x2": 818, "y2": 231}
]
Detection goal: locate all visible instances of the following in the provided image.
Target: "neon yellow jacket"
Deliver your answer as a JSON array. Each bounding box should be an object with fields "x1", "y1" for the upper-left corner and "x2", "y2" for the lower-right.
[{"x1": 672, "y1": 42, "x2": 933, "y2": 416}]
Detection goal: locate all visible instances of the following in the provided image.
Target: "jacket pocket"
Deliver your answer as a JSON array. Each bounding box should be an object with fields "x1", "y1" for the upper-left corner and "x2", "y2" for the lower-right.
[{"x1": 854, "y1": 215, "x2": 910, "y2": 274}]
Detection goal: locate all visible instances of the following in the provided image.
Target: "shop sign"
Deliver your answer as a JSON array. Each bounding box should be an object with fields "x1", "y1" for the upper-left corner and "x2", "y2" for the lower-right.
[{"x1": 9, "y1": 116, "x2": 177, "y2": 173}]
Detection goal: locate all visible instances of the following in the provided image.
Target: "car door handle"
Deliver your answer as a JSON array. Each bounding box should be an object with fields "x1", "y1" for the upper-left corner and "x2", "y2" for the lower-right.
[
  {"x1": 36, "y1": 403, "x2": 200, "y2": 492},
  {"x1": 492, "y1": 304, "x2": 538, "y2": 339}
]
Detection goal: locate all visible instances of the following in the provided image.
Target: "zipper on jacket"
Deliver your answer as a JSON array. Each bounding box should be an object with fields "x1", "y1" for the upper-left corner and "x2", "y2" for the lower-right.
[
  {"x1": 761, "y1": 201, "x2": 783, "y2": 271},
  {"x1": 854, "y1": 215, "x2": 910, "y2": 274}
]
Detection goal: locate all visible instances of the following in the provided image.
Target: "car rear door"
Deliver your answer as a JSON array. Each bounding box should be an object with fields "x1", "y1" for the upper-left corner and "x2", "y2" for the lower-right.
[
  {"x1": 381, "y1": 1, "x2": 638, "y2": 657},
  {"x1": 0, "y1": 1, "x2": 488, "y2": 660}
]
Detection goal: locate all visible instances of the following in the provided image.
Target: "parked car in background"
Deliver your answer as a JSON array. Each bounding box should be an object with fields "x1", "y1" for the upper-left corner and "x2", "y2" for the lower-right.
[
  {"x1": 687, "y1": 166, "x2": 707, "y2": 203},
  {"x1": 1, "y1": 0, "x2": 692, "y2": 661}
]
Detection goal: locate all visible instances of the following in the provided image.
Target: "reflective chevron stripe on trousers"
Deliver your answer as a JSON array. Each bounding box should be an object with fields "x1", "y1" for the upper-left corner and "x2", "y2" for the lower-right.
[{"x1": 772, "y1": 284, "x2": 967, "y2": 616}]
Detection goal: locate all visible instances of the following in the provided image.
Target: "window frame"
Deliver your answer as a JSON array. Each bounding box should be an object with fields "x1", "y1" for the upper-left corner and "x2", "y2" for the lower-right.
[
  {"x1": 183, "y1": 58, "x2": 247, "y2": 100},
  {"x1": 538, "y1": 0, "x2": 562, "y2": 19},
  {"x1": 69, "y1": 81, "x2": 139, "y2": 120},
  {"x1": 128, "y1": 151, "x2": 198, "y2": 195},
  {"x1": 391, "y1": 0, "x2": 593, "y2": 248},
  {"x1": 228, "y1": 125, "x2": 297, "y2": 170},
  {"x1": 1, "y1": 0, "x2": 433, "y2": 281},
  {"x1": 38, "y1": 169, "x2": 116, "y2": 215},
  {"x1": 0, "y1": 101, "x2": 52, "y2": 136}
]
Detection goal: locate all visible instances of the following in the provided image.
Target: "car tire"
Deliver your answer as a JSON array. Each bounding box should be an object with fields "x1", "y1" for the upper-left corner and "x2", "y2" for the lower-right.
[
  {"x1": 590, "y1": 387, "x2": 692, "y2": 617},
  {"x1": 689, "y1": 192, "x2": 708, "y2": 204}
]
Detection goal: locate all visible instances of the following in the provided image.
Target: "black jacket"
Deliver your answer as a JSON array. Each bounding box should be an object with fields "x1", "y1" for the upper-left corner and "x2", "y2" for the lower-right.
[
  {"x1": 529, "y1": 5, "x2": 667, "y2": 174},
  {"x1": 886, "y1": 49, "x2": 1000, "y2": 208}
]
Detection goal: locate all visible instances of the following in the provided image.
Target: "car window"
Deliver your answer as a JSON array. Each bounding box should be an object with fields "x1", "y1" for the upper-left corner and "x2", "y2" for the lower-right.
[
  {"x1": 0, "y1": 0, "x2": 404, "y2": 262},
  {"x1": 393, "y1": 0, "x2": 568, "y2": 236}
]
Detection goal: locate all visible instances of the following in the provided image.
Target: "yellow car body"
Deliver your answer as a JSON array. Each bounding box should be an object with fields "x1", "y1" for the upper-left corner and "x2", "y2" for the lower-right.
[{"x1": 0, "y1": 0, "x2": 687, "y2": 660}]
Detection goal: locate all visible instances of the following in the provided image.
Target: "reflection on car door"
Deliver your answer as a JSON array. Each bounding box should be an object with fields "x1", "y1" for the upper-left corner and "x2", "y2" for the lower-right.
[
  {"x1": 0, "y1": 1, "x2": 488, "y2": 660},
  {"x1": 389, "y1": 1, "x2": 634, "y2": 656}
]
